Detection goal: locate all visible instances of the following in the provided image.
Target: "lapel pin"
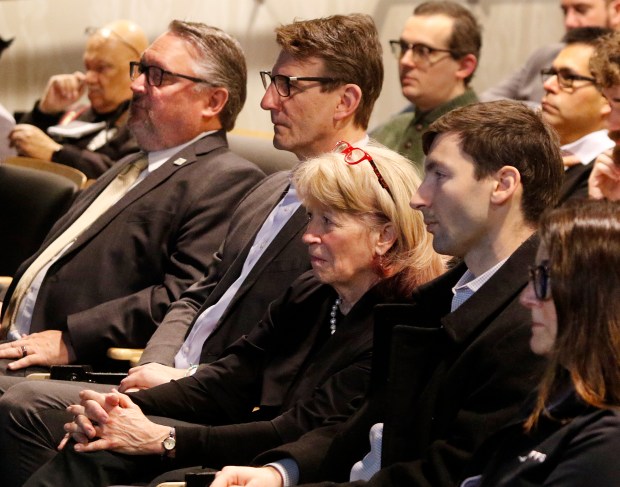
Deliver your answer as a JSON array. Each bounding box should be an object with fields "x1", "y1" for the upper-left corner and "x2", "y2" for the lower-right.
[{"x1": 173, "y1": 157, "x2": 187, "y2": 166}]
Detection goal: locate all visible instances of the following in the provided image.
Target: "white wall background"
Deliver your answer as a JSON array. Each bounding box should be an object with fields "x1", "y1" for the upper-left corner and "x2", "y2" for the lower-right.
[{"x1": 0, "y1": 0, "x2": 564, "y2": 134}]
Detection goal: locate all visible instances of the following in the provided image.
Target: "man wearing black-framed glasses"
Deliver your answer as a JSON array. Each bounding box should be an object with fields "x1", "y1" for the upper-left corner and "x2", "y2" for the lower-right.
[
  {"x1": 0, "y1": 18, "x2": 264, "y2": 421},
  {"x1": 371, "y1": 1, "x2": 481, "y2": 171},
  {"x1": 481, "y1": 0, "x2": 620, "y2": 108},
  {"x1": 539, "y1": 27, "x2": 614, "y2": 204},
  {"x1": 10, "y1": 20, "x2": 148, "y2": 178}
]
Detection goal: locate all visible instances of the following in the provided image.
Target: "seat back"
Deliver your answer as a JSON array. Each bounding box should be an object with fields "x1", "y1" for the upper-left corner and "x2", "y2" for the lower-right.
[
  {"x1": 0, "y1": 163, "x2": 79, "y2": 275},
  {"x1": 4, "y1": 156, "x2": 88, "y2": 188},
  {"x1": 228, "y1": 130, "x2": 297, "y2": 175}
]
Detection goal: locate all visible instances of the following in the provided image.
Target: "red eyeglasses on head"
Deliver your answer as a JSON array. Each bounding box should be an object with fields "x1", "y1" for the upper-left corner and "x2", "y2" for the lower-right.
[{"x1": 333, "y1": 141, "x2": 393, "y2": 199}]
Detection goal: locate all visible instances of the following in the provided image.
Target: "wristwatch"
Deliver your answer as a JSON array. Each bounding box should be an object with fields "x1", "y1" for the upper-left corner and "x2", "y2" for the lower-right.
[{"x1": 161, "y1": 427, "x2": 176, "y2": 458}]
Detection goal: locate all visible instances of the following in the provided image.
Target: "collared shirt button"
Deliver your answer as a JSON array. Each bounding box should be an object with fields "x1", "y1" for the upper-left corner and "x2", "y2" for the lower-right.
[
  {"x1": 404, "y1": 141, "x2": 413, "y2": 149},
  {"x1": 415, "y1": 123, "x2": 424, "y2": 131}
]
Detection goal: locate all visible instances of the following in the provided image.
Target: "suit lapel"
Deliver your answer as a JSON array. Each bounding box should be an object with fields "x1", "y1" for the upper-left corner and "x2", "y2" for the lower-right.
[
  {"x1": 441, "y1": 235, "x2": 538, "y2": 343},
  {"x1": 558, "y1": 162, "x2": 592, "y2": 204},
  {"x1": 221, "y1": 205, "x2": 307, "y2": 312},
  {"x1": 204, "y1": 177, "x2": 307, "y2": 321},
  {"x1": 60, "y1": 132, "x2": 226, "y2": 258}
]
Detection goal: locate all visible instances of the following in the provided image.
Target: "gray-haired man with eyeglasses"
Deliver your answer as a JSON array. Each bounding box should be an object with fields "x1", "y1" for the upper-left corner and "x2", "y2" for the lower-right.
[
  {"x1": 370, "y1": 1, "x2": 481, "y2": 172},
  {"x1": 9, "y1": 20, "x2": 149, "y2": 178}
]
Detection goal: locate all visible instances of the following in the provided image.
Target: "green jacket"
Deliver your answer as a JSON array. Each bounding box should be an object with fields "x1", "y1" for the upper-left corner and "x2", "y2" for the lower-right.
[{"x1": 371, "y1": 89, "x2": 478, "y2": 174}]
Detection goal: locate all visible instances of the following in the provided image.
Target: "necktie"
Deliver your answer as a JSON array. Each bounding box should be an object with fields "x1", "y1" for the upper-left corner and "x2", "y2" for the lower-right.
[{"x1": 1, "y1": 154, "x2": 148, "y2": 336}]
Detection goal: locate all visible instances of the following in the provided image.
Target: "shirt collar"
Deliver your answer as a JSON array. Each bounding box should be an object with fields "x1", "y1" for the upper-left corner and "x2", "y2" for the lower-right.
[
  {"x1": 146, "y1": 130, "x2": 218, "y2": 173},
  {"x1": 561, "y1": 130, "x2": 614, "y2": 166},
  {"x1": 452, "y1": 257, "x2": 509, "y2": 296}
]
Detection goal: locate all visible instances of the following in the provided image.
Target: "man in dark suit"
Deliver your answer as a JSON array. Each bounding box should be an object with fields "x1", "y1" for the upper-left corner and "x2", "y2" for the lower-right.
[
  {"x1": 539, "y1": 27, "x2": 614, "y2": 203},
  {"x1": 95, "y1": 11, "x2": 385, "y2": 383},
  {"x1": 210, "y1": 100, "x2": 565, "y2": 487},
  {"x1": 0, "y1": 13, "x2": 385, "y2": 485},
  {"x1": 0, "y1": 21, "x2": 264, "y2": 374}
]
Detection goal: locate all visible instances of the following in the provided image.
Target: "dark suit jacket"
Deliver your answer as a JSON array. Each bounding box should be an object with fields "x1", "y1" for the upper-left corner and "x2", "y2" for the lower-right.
[
  {"x1": 469, "y1": 386, "x2": 620, "y2": 487},
  {"x1": 1, "y1": 130, "x2": 265, "y2": 369},
  {"x1": 258, "y1": 235, "x2": 547, "y2": 487},
  {"x1": 558, "y1": 161, "x2": 593, "y2": 205},
  {"x1": 19, "y1": 100, "x2": 138, "y2": 178},
  {"x1": 138, "y1": 171, "x2": 311, "y2": 366},
  {"x1": 129, "y1": 272, "x2": 379, "y2": 469}
]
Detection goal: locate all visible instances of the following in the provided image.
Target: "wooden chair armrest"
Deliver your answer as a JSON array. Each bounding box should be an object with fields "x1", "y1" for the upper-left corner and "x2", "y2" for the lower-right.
[
  {"x1": 107, "y1": 347, "x2": 144, "y2": 367},
  {"x1": 26, "y1": 373, "x2": 51, "y2": 380}
]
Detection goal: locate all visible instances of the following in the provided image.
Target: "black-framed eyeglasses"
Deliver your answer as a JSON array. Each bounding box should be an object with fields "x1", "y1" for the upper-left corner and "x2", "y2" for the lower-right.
[
  {"x1": 85, "y1": 26, "x2": 141, "y2": 57},
  {"x1": 389, "y1": 40, "x2": 456, "y2": 65},
  {"x1": 129, "y1": 61, "x2": 211, "y2": 87},
  {"x1": 540, "y1": 67, "x2": 596, "y2": 91},
  {"x1": 260, "y1": 71, "x2": 341, "y2": 97},
  {"x1": 529, "y1": 260, "x2": 551, "y2": 301},
  {"x1": 333, "y1": 141, "x2": 393, "y2": 199}
]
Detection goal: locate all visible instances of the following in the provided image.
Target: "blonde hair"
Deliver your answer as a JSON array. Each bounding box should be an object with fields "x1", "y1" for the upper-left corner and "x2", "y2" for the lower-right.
[{"x1": 293, "y1": 142, "x2": 445, "y2": 295}]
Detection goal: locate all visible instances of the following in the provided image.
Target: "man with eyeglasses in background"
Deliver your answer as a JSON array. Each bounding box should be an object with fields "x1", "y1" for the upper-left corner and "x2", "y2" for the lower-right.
[
  {"x1": 370, "y1": 1, "x2": 480, "y2": 172},
  {"x1": 0, "y1": 21, "x2": 263, "y2": 379},
  {"x1": 540, "y1": 27, "x2": 614, "y2": 204},
  {"x1": 0, "y1": 14, "x2": 384, "y2": 485},
  {"x1": 481, "y1": 0, "x2": 620, "y2": 107},
  {"x1": 8, "y1": 20, "x2": 148, "y2": 178}
]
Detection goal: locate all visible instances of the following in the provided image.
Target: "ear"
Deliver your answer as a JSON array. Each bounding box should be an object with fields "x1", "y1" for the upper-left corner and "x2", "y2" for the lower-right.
[
  {"x1": 334, "y1": 84, "x2": 363, "y2": 122},
  {"x1": 609, "y1": 0, "x2": 620, "y2": 29},
  {"x1": 490, "y1": 165, "x2": 521, "y2": 205},
  {"x1": 374, "y1": 222, "x2": 397, "y2": 256},
  {"x1": 600, "y1": 95, "x2": 612, "y2": 119},
  {"x1": 455, "y1": 54, "x2": 477, "y2": 82},
  {"x1": 202, "y1": 87, "x2": 229, "y2": 119}
]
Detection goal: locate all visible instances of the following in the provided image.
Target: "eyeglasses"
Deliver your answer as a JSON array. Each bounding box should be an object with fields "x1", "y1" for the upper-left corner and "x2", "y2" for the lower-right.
[
  {"x1": 333, "y1": 141, "x2": 393, "y2": 199},
  {"x1": 260, "y1": 71, "x2": 341, "y2": 97},
  {"x1": 129, "y1": 61, "x2": 211, "y2": 87},
  {"x1": 528, "y1": 261, "x2": 551, "y2": 301},
  {"x1": 540, "y1": 68, "x2": 596, "y2": 92},
  {"x1": 389, "y1": 40, "x2": 456, "y2": 67},
  {"x1": 85, "y1": 26, "x2": 141, "y2": 57}
]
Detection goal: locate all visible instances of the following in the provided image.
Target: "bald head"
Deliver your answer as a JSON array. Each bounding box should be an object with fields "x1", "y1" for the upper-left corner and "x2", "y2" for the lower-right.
[
  {"x1": 97, "y1": 20, "x2": 149, "y2": 57},
  {"x1": 84, "y1": 20, "x2": 148, "y2": 113}
]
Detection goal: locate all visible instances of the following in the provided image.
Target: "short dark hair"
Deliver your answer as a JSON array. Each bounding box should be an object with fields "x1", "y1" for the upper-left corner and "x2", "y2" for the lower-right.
[
  {"x1": 423, "y1": 100, "x2": 564, "y2": 224},
  {"x1": 561, "y1": 26, "x2": 612, "y2": 46},
  {"x1": 275, "y1": 14, "x2": 383, "y2": 129},
  {"x1": 169, "y1": 20, "x2": 247, "y2": 131},
  {"x1": 414, "y1": 1, "x2": 482, "y2": 85}
]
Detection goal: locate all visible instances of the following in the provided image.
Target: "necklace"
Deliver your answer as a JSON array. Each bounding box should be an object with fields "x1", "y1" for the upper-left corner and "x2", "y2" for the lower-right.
[{"x1": 329, "y1": 297, "x2": 342, "y2": 335}]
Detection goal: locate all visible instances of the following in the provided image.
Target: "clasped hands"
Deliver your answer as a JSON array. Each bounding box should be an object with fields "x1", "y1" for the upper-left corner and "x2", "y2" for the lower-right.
[
  {"x1": 60, "y1": 388, "x2": 169, "y2": 455},
  {"x1": 63, "y1": 389, "x2": 285, "y2": 487}
]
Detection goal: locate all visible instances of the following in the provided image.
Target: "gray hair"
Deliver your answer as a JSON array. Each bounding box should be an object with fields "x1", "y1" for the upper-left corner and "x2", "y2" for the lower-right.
[{"x1": 169, "y1": 20, "x2": 247, "y2": 131}]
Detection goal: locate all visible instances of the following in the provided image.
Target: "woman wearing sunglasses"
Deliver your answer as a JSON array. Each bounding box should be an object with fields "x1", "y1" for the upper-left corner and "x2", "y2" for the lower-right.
[
  {"x1": 461, "y1": 199, "x2": 620, "y2": 487},
  {"x1": 20, "y1": 143, "x2": 444, "y2": 486}
]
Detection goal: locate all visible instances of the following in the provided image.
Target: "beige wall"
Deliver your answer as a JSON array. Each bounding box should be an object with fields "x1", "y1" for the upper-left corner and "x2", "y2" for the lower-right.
[{"x1": 0, "y1": 0, "x2": 564, "y2": 134}]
